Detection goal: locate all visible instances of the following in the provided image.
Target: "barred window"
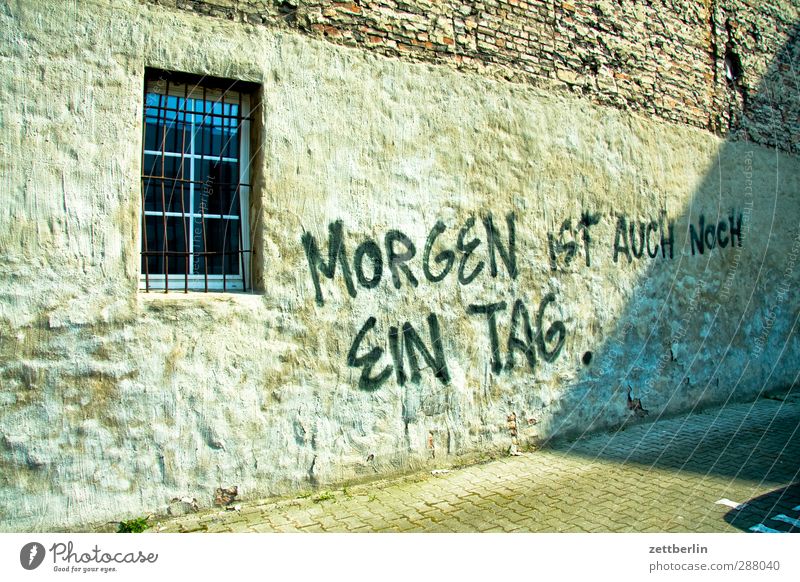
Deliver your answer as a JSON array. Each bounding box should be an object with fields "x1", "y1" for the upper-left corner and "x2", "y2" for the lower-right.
[{"x1": 140, "y1": 70, "x2": 253, "y2": 292}]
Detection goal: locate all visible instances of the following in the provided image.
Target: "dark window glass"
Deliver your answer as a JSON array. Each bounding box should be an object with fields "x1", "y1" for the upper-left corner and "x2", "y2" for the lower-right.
[
  {"x1": 140, "y1": 74, "x2": 251, "y2": 291},
  {"x1": 194, "y1": 218, "x2": 241, "y2": 275},
  {"x1": 142, "y1": 215, "x2": 188, "y2": 275}
]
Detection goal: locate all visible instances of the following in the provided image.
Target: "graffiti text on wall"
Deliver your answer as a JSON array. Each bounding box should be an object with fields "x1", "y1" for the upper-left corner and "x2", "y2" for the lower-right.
[{"x1": 301, "y1": 210, "x2": 744, "y2": 390}]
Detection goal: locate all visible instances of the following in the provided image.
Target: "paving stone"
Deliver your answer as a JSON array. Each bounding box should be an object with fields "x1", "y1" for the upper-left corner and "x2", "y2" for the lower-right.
[{"x1": 136, "y1": 398, "x2": 800, "y2": 534}]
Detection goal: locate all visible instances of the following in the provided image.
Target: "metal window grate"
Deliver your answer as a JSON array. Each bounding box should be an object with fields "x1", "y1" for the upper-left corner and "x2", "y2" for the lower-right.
[{"x1": 140, "y1": 72, "x2": 252, "y2": 293}]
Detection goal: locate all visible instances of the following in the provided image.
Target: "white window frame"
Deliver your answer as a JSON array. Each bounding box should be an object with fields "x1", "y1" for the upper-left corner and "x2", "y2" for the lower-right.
[{"x1": 139, "y1": 80, "x2": 251, "y2": 292}]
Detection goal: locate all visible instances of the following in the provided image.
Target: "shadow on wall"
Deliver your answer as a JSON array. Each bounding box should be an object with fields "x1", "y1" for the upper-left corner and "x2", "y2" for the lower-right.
[{"x1": 540, "y1": 22, "x2": 800, "y2": 481}]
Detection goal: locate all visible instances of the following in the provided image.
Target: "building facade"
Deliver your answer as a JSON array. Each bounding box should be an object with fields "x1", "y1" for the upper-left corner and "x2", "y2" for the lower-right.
[{"x1": 0, "y1": 0, "x2": 798, "y2": 531}]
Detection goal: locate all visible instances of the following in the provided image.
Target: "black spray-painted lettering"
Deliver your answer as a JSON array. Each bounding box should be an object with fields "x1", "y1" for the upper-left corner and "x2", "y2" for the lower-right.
[
  {"x1": 469, "y1": 295, "x2": 567, "y2": 375},
  {"x1": 457, "y1": 217, "x2": 484, "y2": 285},
  {"x1": 717, "y1": 220, "x2": 728, "y2": 248},
  {"x1": 347, "y1": 316, "x2": 392, "y2": 391},
  {"x1": 547, "y1": 219, "x2": 578, "y2": 271},
  {"x1": 422, "y1": 220, "x2": 455, "y2": 283},
  {"x1": 302, "y1": 220, "x2": 357, "y2": 306},
  {"x1": 688, "y1": 215, "x2": 706, "y2": 255},
  {"x1": 613, "y1": 215, "x2": 675, "y2": 263},
  {"x1": 385, "y1": 230, "x2": 419, "y2": 289},
  {"x1": 661, "y1": 217, "x2": 675, "y2": 259},
  {"x1": 630, "y1": 221, "x2": 646, "y2": 259},
  {"x1": 613, "y1": 216, "x2": 632, "y2": 263},
  {"x1": 506, "y1": 299, "x2": 536, "y2": 371},
  {"x1": 483, "y1": 213, "x2": 518, "y2": 279},
  {"x1": 689, "y1": 212, "x2": 743, "y2": 255},
  {"x1": 646, "y1": 221, "x2": 659, "y2": 258},
  {"x1": 303, "y1": 213, "x2": 519, "y2": 301},
  {"x1": 547, "y1": 212, "x2": 599, "y2": 271},
  {"x1": 351, "y1": 314, "x2": 450, "y2": 390},
  {"x1": 388, "y1": 325, "x2": 406, "y2": 386},
  {"x1": 729, "y1": 212, "x2": 743, "y2": 247},
  {"x1": 579, "y1": 211, "x2": 601, "y2": 267},
  {"x1": 354, "y1": 239, "x2": 383, "y2": 289},
  {"x1": 537, "y1": 293, "x2": 566, "y2": 362},
  {"x1": 467, "y1": 302, "x2": 507, "y2": 374},
  {"x1": 401, "y1": 314, "x2": 450, "y2": 385}
]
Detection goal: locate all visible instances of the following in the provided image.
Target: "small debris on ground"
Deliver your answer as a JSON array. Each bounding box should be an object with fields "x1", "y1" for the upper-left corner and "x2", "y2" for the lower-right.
[
  {"x1": 715, "y1": 498, "x2": 748, "y2": 510},
  {"x1": 215, "y1": 486, "x2": 239, "y2": 506},
  {"x1": 168, "y1": 496, "x2": 199, "y2": 516}
]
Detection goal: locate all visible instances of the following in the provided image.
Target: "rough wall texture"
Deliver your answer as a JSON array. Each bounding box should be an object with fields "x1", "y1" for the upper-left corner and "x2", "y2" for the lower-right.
[
  {"x1": 145, "y1": 0, "x2": 800, "y2": 153},
  {"x1": 0, "y1": 0, "x2": 798, "y2": 531}
]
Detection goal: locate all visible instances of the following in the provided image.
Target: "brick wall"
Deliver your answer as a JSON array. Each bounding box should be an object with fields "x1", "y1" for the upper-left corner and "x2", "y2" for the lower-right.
[{"x1": 143, "y1": 0, "x2": 799, "y2": 153}]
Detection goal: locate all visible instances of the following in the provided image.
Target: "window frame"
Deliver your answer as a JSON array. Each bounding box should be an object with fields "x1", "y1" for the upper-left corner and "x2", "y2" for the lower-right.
[{"x1": 139, "y1": 72, "x2": 253, "y2": 293}]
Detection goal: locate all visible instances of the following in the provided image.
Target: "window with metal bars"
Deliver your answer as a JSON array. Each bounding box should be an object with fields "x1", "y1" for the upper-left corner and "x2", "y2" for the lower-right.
[{"x1": 140, "y1": 70, "x2": 253, "y2": 292}]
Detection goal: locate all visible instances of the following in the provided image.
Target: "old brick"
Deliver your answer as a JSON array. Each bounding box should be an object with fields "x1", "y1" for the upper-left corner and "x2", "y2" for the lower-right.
[{"x1": 334, "y1": 2, "x2": 362, "y2": 15}]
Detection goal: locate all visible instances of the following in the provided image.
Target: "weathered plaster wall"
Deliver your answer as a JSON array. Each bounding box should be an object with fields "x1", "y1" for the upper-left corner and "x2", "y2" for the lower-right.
[
  {"x1": 145, "y1": 0, "x2": 800, "y2": 153},
  {"x1": 0, "y1": 0, "x2": 798, "y2": 531}
]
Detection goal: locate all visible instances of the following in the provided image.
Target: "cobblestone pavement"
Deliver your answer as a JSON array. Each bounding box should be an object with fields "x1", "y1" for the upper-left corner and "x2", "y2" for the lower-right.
[{"x1": 150, "y1": 393, "x2": 800, "y2": 533}]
